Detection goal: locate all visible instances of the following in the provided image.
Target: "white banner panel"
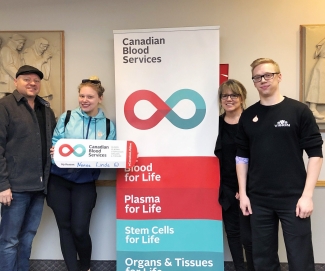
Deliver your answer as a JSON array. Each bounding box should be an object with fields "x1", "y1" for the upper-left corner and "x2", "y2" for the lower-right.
[
  {"x1": 114, "y1": 26, "x2": 219, "y2": 156},
  {"x1": 114, "y1": 26, "x2": 223, "y2": 271}
]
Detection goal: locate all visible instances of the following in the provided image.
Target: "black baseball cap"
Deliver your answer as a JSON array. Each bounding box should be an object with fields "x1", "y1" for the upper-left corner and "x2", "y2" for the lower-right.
[{"x1": 16, "y1": 65, "x2": 43, "y2": 80}]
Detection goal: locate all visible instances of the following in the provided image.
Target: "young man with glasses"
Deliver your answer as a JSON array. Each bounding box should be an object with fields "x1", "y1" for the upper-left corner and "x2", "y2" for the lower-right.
[{"x1": 235, "y1": 58, "x2": 323, "y2": 271}]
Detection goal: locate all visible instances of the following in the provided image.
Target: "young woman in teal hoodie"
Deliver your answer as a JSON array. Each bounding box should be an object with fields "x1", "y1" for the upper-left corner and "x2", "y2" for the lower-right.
[{"x1": 47, "y1": 77, "x2": 116, "y2": 271}]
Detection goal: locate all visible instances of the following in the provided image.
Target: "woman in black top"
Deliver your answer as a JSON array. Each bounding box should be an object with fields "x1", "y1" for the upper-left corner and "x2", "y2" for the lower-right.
[{"x1": 214, "y1": 79, "x2": 254, "y2": 271}]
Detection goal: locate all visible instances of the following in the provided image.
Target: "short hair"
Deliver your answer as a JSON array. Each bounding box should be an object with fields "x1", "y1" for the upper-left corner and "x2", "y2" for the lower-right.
[
  {"x1": 218, "y1": 79, "x2": 247, "y2": 114},
  {"x1": 250, "y1": 58, "x2": 281, "y2": 74},
  {"x1": 78, "y1": 76, "x2": 105, "y2": 97}
]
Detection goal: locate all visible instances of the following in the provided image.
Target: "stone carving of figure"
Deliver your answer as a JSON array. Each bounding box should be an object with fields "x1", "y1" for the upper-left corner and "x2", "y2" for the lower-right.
[
  {"x1": 22, "y1": 38, "x2": 53, "y2": 99},
  {"x1": 305, "y1": 37, "x2": 325, "y2": 120},
  {"x1": 0, "y1": 34, "x2": 26, "y2": 98}
]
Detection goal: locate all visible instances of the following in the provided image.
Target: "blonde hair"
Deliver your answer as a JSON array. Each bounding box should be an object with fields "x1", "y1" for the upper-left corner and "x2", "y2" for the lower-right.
[
  {"x1": 250, "y1": 58, "x2": 280, "y2": 74},
  {"x1": 218, "y1": 79, "x2": 247, "y2": 114},
  {"x1": 78, "y1": 75, "x2": 105, "y2": 97}
]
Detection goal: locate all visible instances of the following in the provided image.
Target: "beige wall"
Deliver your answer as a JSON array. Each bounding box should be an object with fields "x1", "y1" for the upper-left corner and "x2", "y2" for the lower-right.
[{"x1": 1, "y1": 0, "x2": 325, "y2": 263}]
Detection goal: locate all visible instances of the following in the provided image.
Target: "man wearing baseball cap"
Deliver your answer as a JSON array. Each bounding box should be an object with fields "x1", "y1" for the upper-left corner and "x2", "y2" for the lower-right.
[{"x1": 0, "y1": 65, "x2": 56, "y2": 271}]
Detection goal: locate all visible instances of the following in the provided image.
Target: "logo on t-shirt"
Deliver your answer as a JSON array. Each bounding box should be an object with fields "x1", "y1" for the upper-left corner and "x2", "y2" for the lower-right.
[{"x1": 274, "y1": 120, "x2": 290, "y2": 127}]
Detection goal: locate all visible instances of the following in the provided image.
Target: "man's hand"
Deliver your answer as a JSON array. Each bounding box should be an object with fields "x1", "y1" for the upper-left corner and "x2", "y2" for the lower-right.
[
  {"x1": 296, "y1": 195, "x2": 313, "y2": 218},
  {"x1": 0, "y1": 189, "x2": 13, "y2": 206},
  {"x1": 240, "y1": 194, "x2": 252, "y2": 216}
]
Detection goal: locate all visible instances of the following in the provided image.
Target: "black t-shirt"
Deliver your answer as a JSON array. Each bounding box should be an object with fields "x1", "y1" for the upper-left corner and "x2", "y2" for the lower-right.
[{"x1": 236, "y1": 97, "x2": 323, "y2": 209}]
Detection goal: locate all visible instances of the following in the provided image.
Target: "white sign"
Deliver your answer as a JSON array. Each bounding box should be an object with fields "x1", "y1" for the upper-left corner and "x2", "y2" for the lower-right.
[{"x1": 53, "y1": 139, "x2": 137, "y2": 168}]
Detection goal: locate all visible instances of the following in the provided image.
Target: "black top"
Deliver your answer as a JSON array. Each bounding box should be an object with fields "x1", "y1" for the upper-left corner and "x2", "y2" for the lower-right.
[
  {"x1": 215, "y1": 114, "x2": 240, "y2": 210},
  {"x1": 236, "y1": 97, "x2": 323, "y2": 209},
  {"x1": 220, "y1": 120, "x2": 238, "y2": 191}
]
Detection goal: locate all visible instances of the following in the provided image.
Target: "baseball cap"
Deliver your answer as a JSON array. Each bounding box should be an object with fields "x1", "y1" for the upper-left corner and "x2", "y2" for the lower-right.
[{"x1": 16, "y1": 65, "x2": 43, "y2": 80}]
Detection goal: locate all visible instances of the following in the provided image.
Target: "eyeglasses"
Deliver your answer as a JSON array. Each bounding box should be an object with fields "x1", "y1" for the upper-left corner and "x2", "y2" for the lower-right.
[
  {"x1": 252, "y1": 73, "x2": 279, "y2": 83},
  {"x1": 220, "y1": 94, "x2": 240, "y2": 100},
  {"x1": 81, "y1": 79, "x2": 101, "y2": 84}
]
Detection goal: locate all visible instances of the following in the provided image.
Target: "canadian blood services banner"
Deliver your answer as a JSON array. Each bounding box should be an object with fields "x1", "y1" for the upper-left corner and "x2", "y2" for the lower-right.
[{"x1": 114, "y1": 26, "x2": 223, "y2": 271}]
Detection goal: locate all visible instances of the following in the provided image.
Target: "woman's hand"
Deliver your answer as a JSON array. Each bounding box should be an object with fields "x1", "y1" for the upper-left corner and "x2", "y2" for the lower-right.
[{"x1": 235, "y1": 192, "x2": 240, "y2": 200}]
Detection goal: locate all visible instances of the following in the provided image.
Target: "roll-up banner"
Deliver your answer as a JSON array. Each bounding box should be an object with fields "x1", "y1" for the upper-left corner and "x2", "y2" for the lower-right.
[{"x1": 114, "y1": 26, "x2": 223, "y2": 271}]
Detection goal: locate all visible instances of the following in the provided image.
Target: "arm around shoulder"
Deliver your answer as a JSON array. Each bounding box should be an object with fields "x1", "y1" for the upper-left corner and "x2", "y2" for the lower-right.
[{"x1": 52, "y1": 112, "x2": 68, "y2": 146}]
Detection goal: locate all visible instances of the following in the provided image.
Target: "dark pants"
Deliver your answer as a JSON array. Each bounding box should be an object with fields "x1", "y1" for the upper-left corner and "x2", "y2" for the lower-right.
[
  {"x1": 250, "y1": 204, "x2": 315, "y2": 271},
  {"x1": 223, "y1": 201, "x2": 255, "y2": 271},
  {"x1": 47, "y1": 174, "x2": 97, "y2": 271}
]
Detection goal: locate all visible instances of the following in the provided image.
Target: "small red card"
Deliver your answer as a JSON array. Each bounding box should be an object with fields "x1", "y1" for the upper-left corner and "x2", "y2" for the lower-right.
[{"x1": 220, "y1": 64, "x2": 229, "y2": 85}]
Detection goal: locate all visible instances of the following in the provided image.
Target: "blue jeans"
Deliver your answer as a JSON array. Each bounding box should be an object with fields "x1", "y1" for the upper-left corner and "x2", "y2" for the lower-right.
[{"x1": 0, "y1": 191, "x2": 45, "y2": 271}]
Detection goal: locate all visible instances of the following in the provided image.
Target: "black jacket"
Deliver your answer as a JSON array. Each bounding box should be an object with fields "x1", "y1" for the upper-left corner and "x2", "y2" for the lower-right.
[{"x1": 0, "y1": 90, "x2": 56, "y2": 193}]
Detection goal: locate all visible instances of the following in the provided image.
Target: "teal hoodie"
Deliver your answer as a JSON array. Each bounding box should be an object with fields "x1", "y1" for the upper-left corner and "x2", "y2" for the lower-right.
[{"x1": 53, "y1": 107, "x2": 116, "y2": 144}]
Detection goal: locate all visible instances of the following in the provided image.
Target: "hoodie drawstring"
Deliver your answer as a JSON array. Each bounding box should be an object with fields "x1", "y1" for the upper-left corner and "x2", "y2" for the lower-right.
[
  {"x1": 85, "y1": 117, "x2": 92, "y2": 139},
  {"x1": 83, "y1": 116, "x2": 97, "y2": 139}
]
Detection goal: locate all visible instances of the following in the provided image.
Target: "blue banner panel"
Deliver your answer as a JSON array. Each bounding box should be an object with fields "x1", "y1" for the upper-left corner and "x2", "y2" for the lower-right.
[{"x1": 117, "y1": 219, "x2": 223, "y2": 252}]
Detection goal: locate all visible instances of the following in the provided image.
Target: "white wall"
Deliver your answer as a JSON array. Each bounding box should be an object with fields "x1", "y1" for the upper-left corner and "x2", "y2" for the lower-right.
[{"x1": 1, "y1": 0, "x2": 325, "y2": 263}]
